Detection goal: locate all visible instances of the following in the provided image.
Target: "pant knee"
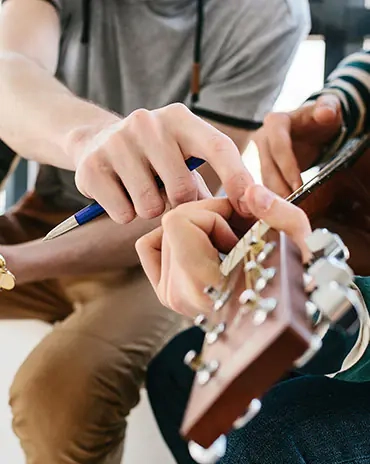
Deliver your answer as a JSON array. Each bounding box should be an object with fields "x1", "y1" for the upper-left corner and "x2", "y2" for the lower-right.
[{"x1": 10, "y1": 330, "x2": 140, "y2": 463}]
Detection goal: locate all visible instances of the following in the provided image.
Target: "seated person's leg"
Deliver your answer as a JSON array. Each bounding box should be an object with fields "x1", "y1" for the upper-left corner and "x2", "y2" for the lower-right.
[
  {"x1": 10, "y1": 268, "x2": 181, "y2": 464},
  {"x1": 0, "y1": 192, "x2": 182, "y2": 463},
  {"x1": 148, "y1": 327, "x2": 370, "y2": 464}
]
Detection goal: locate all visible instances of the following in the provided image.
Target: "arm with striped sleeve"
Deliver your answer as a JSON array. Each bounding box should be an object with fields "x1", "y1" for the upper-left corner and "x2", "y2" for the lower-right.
[{"x1": 306, "y1": 49, "x2": 370, "y2": 163}]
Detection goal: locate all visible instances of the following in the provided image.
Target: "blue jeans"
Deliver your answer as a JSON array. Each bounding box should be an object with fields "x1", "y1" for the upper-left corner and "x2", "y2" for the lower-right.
[{"x1": 146, "y1": 327, "x2": 370, "y2": 464}]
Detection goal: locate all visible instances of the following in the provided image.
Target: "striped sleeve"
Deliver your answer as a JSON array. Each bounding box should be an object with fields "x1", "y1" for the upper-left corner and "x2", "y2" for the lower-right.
[{"x1": 306, "y1": 50, "x2": 370, "y2": 164}]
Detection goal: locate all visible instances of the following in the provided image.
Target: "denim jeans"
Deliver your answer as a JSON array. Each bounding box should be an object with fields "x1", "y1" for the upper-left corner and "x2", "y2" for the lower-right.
[{"x1": 146, "y1": 327, "x2": 370, "y2": 464}]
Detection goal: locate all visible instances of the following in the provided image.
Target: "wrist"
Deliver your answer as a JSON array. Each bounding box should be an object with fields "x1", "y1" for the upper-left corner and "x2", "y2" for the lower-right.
[
  {"x1": 2, "y1": 243, "x2": 44, "y2": 286},
  {"x1": 60, "y1": 100, "x2": 121, "y2": 170}
]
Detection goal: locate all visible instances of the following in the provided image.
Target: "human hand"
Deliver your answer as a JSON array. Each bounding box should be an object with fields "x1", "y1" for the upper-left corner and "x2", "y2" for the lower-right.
[
  {"x1": 68, "y1": 104, "x2": 253, "y2": 224},
  {"x1": 136, "y1": 184, "x2": 312, "y2": 317},
  {"x1": 254, "y1": 94, "x2": 343, "y2": 198}
]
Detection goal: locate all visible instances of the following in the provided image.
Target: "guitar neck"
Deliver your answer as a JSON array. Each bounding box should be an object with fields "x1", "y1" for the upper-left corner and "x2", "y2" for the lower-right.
[{"x1": 222, "y1": 133, "x2": 370, "y2": 278}]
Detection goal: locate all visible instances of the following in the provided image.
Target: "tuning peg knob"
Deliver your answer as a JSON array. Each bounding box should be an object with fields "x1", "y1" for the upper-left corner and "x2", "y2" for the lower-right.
[
  {"x1": 233, "y1": 398, "x2": 262, "y2": 429},
  {"x1": 194, "y1": 315, "x2": 226, "y2": 345},
  {"x1": 255, "y1": 267, "x2": 276, "y2": 293},
  {"x1": 307, "y1": 256, "x2": 353, "y2": 287},
  {"x1": 184, "y1": 350, "x2": 219, "y2": 385},
  {"x1": 305, "y1": 228, "x2": 349, "y2": 261},
  {"x1": 239, "y1": 289, "x2": 258, "y2": 306},
  {"x1": 205, "y1": 323, "x2": 226, "y2": 345},
  {"x1": 310, "y1": 281, "x2": 354, "y2": 324},
  {"x1": 256, "y1": 241, "x2": 276, "y2": 264},
  {"x1": 194, "y1": 314, "x2": 209, "y2": 330},
  {"x1": 253, "y1": 298, "x2": 277, "y2": 325},
  {"x1": 188, "y1": 435, "x2": 227, "y2": 464},
  {"x1": 203, "y1": 286, "x2": 231, "y2": 311},
  {"x1": 305, "y1": 300, "x2": 318, "y2": 318}
]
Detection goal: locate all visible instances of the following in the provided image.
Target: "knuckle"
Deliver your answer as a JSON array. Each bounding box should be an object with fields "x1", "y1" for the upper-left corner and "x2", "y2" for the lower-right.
[
  {"x1": 127, "y1": 108, "x2": 153, "y2": 130},
  {"x1": 80, "y1": 150, "x2": 109, "y2": 176},
  {"x1": 208, "y1": 132, "x2": 234, "y2": 155},
  {"x1": 170, "y1": 176, "x2": 198, "y2": 205},
  {"x1": 166, "y1": 102, "x2": 189, "y2": 116},
  {"x1": 161, "y1": 209, "x2": 181, "y2": 230},
  {"x1": 135, "y1": 185, "x2": 165, "y2": 219},
  {"x1": 264, "y1": 112, "x2": 291, "y2": 130},
  {"x1": 114, "y1": 208, "x2": 136, "y2": 224},
  {"x1": 140, "y1": 203, "x2": 165, "y2": 219}
]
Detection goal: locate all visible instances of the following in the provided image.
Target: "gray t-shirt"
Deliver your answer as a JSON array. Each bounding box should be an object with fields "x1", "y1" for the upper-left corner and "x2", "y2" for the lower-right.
[{"x1": 21, "y1": 0, "x2": 311, "y2": 209}]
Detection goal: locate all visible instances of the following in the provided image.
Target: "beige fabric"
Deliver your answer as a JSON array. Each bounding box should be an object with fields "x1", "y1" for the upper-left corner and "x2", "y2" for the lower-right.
[{"x1": 0, "y1": 192, "x2": 182, "y2": 464}]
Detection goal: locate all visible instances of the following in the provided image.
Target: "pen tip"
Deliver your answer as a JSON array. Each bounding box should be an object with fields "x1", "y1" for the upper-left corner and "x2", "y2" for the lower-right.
[{"x1": 42, "y1": 217, "x2": 79, "y2": 241}]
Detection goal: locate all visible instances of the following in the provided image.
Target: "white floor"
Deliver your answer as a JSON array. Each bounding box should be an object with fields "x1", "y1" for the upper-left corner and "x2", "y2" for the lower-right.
[{"x1": 0, "y1": 319, "x2": 175, "y2": 464}]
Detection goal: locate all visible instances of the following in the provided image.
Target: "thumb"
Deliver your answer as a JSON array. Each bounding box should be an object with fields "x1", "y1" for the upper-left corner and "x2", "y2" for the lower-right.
[
  {"x1": 312, "y1": 93, "x2": 342, "y2": 127},
  {"x1": 242, "y1": 184, "x2": 312, "y2": 262}
]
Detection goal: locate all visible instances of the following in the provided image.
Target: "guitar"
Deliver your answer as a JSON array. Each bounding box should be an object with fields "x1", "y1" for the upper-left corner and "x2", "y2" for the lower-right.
[{"x1": 180, "y1": 134, "x2": 370, "y2": 464}]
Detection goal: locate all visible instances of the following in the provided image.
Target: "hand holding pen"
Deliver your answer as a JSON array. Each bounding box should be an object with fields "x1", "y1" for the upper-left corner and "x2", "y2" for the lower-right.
[{"x1": 46, "y1": 104, "x2": 254, "y2": 239}]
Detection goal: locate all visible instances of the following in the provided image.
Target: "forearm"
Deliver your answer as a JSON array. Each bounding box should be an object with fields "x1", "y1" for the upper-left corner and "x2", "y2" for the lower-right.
[
  {"x1": 0, "y1": 53, "x2": 119, "y2": 169},
  {"x1": 5, "y1": 214, "x2": 162, "y2": 285},
  {"x1": 306, "y1": 49, "x2": 370, "y2": 164}
]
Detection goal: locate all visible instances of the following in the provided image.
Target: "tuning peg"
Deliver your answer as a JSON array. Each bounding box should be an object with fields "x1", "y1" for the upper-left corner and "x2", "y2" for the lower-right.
[
  {"x1": 203, "y1": 285, "x2": 231, "y2": 311},
  {"x1": 294, "y1": 334, "x2": 323, "y2": 368},
  {"x1": 194, "y1": 315, "x2": 226, "y2": 345},
  {"x1": 305, "y1": 300, "x2": 318, "y2": 318},
  {"x1": 253, "y1": 298, "x2": 277, "y2": 325},
  {"x1": 255, "y1": 268, "x2": 276, "y2": 293},
  {"x1": 188, "y1": 435, "x2": 227, "y2": 464},
  {"x1": 184, "y1": 350, "x2": 205, "y2": 371},
  {"x1": 233, "y1": 398, "x2": 262, "y2": 429},
  {"x1": 184, "y1": 350, "x2": 219, "y2": 386},
  {"x1": 303, "y1": 272, "x2": 315, "y2": 293},
  {"x1": 205, "y1": 323, "x2": 226, "y2": 345},
  {"x1": 307, "y1": 256, "x2": 353, "y2": 287},
  {"x1": 256, "y1": 241, "x2": 276, "y2": 264},
  {"x1": 244, "y1": 260, "x2": 277, "y2": 293},
  {"x1": 310, "y1": 281, "x2": 354, "y2": 324},
  {"x1": 239, "y1": 289, "x2": 258, "y2": 306},
  {"x1": 305, "y1": 228, "x2": 349, "y2": 262}
]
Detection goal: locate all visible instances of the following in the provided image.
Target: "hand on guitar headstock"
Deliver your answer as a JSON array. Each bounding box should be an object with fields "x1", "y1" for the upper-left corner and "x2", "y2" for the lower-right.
[
  {"x1": 136, "y1": 183, "x2": 364, "y2": 462},
  {"x1": 182, "y1": 226, "x2": 362, "y2": 464},
  {"x1": 0, "y1": 254, "x2": 15, "y2": 291}
]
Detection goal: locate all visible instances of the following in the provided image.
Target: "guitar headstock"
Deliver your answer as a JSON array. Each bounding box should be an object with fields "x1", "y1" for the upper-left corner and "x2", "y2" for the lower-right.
[
  {"x1": 181, "y1": 224, "x2": 359, "y2": 464},
  {"x1": 0, "y1": 254, "x2": 15, "y2": 291}
]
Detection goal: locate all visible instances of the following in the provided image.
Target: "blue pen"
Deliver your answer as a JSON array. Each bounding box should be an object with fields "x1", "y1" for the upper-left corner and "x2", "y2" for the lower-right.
[{"x1": 44, "y1": 156, "x2": 205, "y2": 240}]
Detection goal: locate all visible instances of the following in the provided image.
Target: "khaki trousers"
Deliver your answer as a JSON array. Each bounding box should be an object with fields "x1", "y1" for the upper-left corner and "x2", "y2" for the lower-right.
[{"x1": 0, "y1": 192, "x2": 181, "y2": 464}]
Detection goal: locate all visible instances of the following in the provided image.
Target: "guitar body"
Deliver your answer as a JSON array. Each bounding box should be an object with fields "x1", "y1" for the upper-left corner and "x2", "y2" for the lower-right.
[{"x1": 305, "y1": 147, "x2": 370, "y2": 275}]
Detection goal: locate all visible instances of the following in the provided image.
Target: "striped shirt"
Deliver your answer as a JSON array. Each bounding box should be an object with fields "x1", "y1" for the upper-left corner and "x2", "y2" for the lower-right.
[
  {"x1": 299, "y1": 51, "x2": 370, "y2": 382},
  {"x1": 307, "y1": 49, "x2": 370, "y2": 164}
]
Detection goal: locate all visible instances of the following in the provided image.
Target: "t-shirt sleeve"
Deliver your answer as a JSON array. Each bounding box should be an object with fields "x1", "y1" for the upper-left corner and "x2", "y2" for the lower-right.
[
  {"x1": 190, "y1": 0, "x2": 311, "y2": 129},
  {"x1": 1, "y1": 0, "x2": 61, "y2": 11}
]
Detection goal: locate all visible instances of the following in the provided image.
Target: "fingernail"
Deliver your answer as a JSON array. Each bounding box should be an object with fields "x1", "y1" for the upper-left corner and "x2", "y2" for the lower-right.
[{"x1": 253, "y1": 186, "x2": 276, "y2": 212}]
